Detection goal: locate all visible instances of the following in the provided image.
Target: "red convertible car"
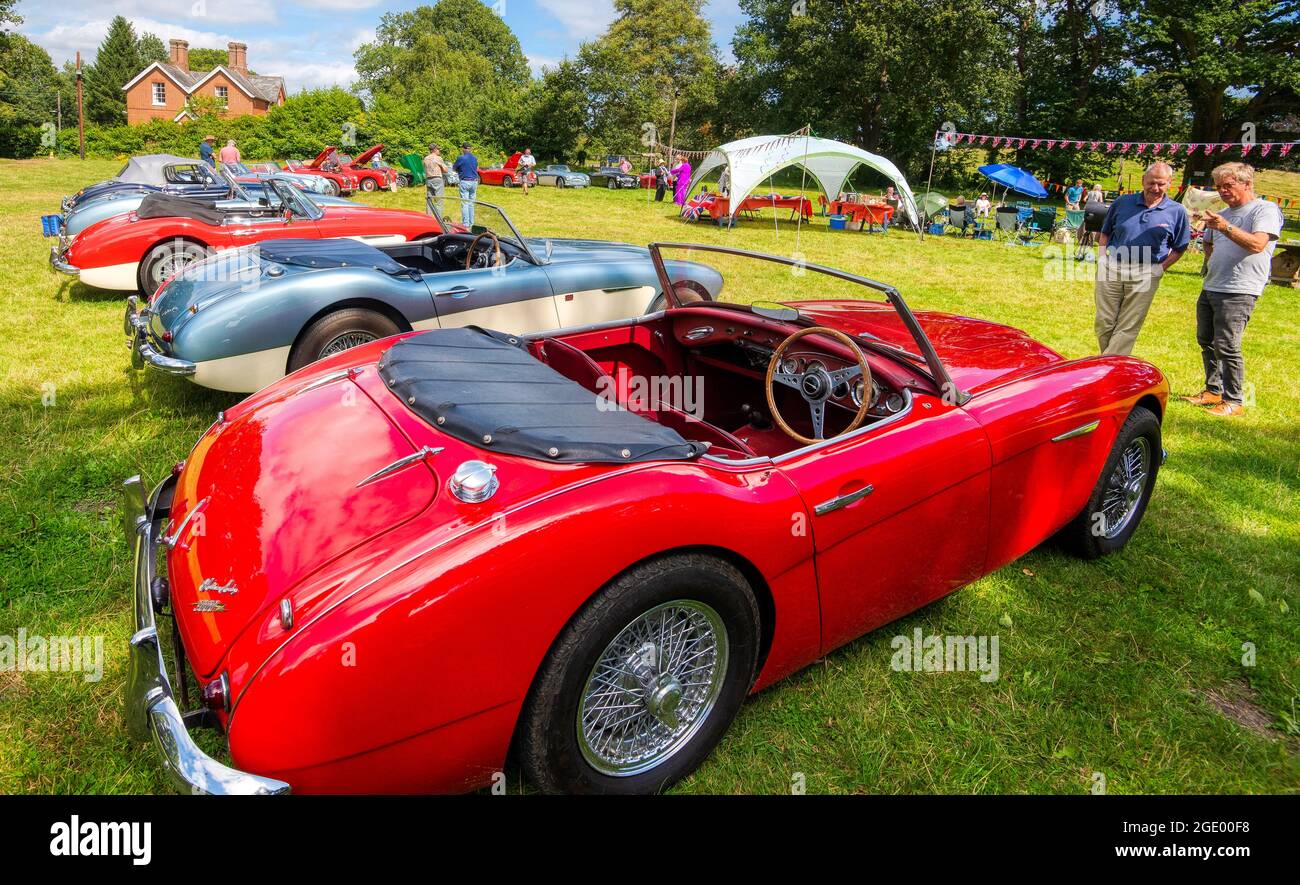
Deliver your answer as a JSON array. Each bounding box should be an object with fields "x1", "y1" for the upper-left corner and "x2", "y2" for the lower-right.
[
  {"x1": 52, "y1": 176, "x2": 442, "y2": 295},
  {"x1": 123, "y1": 244, "x2": 1167, "y2": 794},
  {"x1": 285, "y1": 148, "x2": 358, "y2": 196},
  {"x1": 479, "y1": 151, "x2": 537, "y2": 188},
  {"x1": 339, "y1": 145, "x2": 399, "y2": 192}
]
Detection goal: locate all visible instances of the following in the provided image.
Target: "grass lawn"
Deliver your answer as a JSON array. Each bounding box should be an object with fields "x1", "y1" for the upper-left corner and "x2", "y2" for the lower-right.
[{"x1": 0, "y1": 157, "x2": 1296, "y2": 794}]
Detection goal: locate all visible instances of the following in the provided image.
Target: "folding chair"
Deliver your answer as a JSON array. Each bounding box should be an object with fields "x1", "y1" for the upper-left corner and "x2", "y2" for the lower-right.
[
  {"x1": 945, "y1": 205, "x2": 971, "y2": 237},
  {"x1": 995, "y1": 206, "x2": 1021, "y2": 243},
  {"x1": 1019, "y1": 207, "x2": 1057, "y2": 245}
]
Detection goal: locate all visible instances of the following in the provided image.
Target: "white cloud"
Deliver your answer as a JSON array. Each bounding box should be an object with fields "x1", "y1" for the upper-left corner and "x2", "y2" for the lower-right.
[
  {"x1": 526, "y1": 53, "x2": 561, "y2": 76},
  {"x1": 533, "y1": 0, "x2": 616, "y2": 40}
]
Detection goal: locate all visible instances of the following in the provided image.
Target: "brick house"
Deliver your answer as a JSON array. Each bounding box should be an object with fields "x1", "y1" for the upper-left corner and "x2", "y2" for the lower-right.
[{"x1": 123, "y1": 40, "x2": 286, "y2": 124}]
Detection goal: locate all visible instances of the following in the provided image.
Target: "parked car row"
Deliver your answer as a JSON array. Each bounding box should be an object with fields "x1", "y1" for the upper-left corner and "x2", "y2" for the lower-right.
[{"x1": 43, "y1": 156, "x2": 1168, "y2": 797}]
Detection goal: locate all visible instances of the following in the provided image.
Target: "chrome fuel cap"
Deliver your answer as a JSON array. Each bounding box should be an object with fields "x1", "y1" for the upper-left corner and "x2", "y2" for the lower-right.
[{"x1": 449, "y1": 460, "x2": 498, "y2": 503}]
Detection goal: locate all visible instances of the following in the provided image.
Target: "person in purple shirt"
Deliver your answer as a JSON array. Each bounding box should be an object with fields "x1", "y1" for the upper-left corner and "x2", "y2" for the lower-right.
[{"x1": 671, "y1": 155, "x2": 692, "y2": 206}]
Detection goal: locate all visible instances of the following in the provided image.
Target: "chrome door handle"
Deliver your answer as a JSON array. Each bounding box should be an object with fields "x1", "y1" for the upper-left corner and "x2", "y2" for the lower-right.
[
  {"x1": 435, "y1": 286, "x2": 474, "y2": 298},
  {"x1": 814, "y1": 484, "x2": 873, "y2": 516}
]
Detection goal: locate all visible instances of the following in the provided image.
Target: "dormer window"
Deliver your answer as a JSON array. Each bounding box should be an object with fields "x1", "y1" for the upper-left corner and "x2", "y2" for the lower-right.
[
  {"x1": 152, "y1": 82, "x2": 166, "y2": 106},
  {"x1": 215, "y1": 85, "x2": 228, "y2": 107}
]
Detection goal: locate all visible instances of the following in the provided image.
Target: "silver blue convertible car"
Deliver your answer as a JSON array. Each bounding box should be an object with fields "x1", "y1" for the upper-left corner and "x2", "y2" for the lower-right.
[{"x1": 125, "y1": 199, "x2": 720, "y2": 393}]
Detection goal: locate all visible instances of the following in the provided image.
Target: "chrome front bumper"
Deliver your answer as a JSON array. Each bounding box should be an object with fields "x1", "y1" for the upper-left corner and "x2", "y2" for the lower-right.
[
  {"x1": 123, "y1": 474, "x2": 291, "y2": 795},
  {"x1": 49, "y1": 243, "x2": 79, "y2": 276},
  {"x1": 124, "y1": 297, "x2": 197, "y2": 376}
]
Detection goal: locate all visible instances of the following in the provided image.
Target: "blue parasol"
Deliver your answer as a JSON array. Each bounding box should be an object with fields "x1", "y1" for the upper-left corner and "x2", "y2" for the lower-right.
[{"x1": 978, "y1": 163, "x2": 1048, "y2": 199}]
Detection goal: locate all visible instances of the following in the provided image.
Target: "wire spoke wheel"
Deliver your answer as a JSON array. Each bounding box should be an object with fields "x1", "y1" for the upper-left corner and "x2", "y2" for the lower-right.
[
  {"x1": 320, "y1": 330, "x2": 378, "y2": 357},
  {"x1": 577, "y1": 600, "x2": 728, "y2": 777},
  {"x1": 1099, "y1": 436, "x2": 1150, "y2": 539}
]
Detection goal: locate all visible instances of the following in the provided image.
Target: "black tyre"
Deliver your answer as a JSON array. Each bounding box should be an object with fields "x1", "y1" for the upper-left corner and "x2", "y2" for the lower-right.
[
  {"x1": 361, "y1": 177, "x2": 378, "y2": 192},
  {"x1": 645, "y1": 279, "x2": 710, "y2": 314},
  {"x1": 324, "y1": 179, "x2": 340, "y2": 197},
  {"x1": 607, "y1": 178, "x2": 617, "y2": 189},
  {"x1": 517, "y1": 553, "x2": 761, "y2": 794},
  {"x1": 502, "y1": 175, "x2": 514, "y2": 187},
  {"x1": 287, "y1": 308, "x2": 402, "y2": 373},
  {"x1": 138, "y1": 240, "x2": 210, "y2": 296},
  {"x1": 1058, "y1": 405, "x2": 1161, "y2": 558},
  {"x1": 556, "y1": 177, "x2": 566, "y2": 189}
]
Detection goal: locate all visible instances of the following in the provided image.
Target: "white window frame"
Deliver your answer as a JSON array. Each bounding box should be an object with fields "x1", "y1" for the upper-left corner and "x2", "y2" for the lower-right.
[
  {"x1": 214, "y1": 85, "x2": 228, "y2": 107},
  {"x1": 152, "y1": 82, "x2": 166, "y2": 106}
]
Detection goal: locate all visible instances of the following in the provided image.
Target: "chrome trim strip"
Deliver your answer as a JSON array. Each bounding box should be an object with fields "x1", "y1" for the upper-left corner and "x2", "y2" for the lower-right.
[
  {"x1": 1051, "y1": 419, "x2": 1100, "y2": 443},
  {"x1": 162, "y1": 496, "x2": 207, "y2": 548},
  {"x1": 814, "y1": 483, "x2": 874, "y2": 516},
  {"x1": 356, "y1": 446, "x2": 445, "y2": 487},
  {"x1": 123, "y1": 474, "x2": 290, "y2": 795}
]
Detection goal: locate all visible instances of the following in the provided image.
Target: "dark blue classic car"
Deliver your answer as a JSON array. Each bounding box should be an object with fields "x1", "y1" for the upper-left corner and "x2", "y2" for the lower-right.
[
  {"x1": 589, "y1": 166, "x2": 640, "y2": 189},
  {"x1": 125, "y1": 198, "x2": 721, "y2": 393},
  {"x1": 61, "y1": 154, "x2": 226, "y2": 214}
]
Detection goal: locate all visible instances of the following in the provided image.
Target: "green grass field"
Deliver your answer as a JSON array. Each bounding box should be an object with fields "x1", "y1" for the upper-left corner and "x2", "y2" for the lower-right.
[{"x1": 0, "y1": 158, "x2": 1296, "y2": 794}]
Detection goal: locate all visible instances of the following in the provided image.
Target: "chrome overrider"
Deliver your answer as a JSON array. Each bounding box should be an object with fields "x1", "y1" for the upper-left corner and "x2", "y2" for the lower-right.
[
  {"x1": 122, "y1": 473, "x2": 291, "y2": 795},
  {"x1": 124, "y1": 296, "x2": 197, "y2": 376},
  {"x1": 49, "y1": 235, "x2": 78, "y2": 275}
]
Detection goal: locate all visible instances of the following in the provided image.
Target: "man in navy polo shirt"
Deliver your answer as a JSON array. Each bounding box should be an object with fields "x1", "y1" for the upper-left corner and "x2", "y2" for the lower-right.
[
  {"x1": 1094, "y1": 162, "x2": 1190, "y2": 355},
  {"x1": 453, "y1": 143, "x2": 480, "y2": 227}
]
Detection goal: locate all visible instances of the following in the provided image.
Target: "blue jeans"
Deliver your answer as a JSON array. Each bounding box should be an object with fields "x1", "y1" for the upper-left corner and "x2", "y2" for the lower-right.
[{"x1": 458, "y1": 179, "x2": 478, "y2": 226}]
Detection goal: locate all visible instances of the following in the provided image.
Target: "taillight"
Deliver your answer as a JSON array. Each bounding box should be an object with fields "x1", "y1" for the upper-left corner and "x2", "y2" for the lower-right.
[{"x1": 203, "y1": 672, "x2": 230, "y2": 714}]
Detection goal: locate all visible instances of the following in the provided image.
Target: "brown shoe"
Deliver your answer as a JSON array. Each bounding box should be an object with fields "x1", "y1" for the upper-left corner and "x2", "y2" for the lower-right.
[
  {"x1": 1205, "y1": 401, "x2": 1246, "y2": 417},
  {"x1": 1181, "y1": 390, "x2": 1223, "y2": 406}
]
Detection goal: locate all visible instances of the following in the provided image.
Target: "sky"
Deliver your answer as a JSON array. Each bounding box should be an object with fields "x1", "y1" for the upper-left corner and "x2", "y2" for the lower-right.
[{"x1": 14, "y1": 0, "x2": 747, "y2": 90}]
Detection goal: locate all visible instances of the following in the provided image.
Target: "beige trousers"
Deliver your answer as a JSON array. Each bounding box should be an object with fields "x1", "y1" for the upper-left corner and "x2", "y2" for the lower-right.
[{"x1": 1094, "y1": 261, "x2": 1165, "y2": 356}]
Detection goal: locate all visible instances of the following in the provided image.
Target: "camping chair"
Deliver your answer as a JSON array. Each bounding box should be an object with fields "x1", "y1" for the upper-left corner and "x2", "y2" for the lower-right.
[
  {"x1": 1019, "y1": 207, "x2": 1057, "y2": 245},
  {"x1": 995, "y1": 206, "x2": 1022, "y2": 243},
  {"x1": 400, "y1": 154, "x2": 425, "y2": 186},
  {"x1": 946, "y1": 205, "x2": 971, "y2": 237},
  {"x1": 973, "y1": 213, "x2": 996, "y2": 240}
]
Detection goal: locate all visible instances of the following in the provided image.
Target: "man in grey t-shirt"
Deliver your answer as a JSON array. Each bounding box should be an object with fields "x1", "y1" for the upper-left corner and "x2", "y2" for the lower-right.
[{"x1": 1180, "y1": 162, "x2": 1283, "y2": 417}]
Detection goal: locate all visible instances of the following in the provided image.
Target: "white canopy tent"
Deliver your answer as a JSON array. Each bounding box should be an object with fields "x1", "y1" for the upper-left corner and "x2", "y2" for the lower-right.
[{"x1": 687, "y1": 135, "x2": 921, "y2": 228}]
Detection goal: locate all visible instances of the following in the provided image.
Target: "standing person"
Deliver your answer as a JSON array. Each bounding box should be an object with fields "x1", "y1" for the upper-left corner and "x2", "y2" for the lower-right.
[
  {"x1": 518, "y1": 148, "x2": 536, "y2": 195},
  {"x1": 670, "y1": 154, "x2": 692, "y2": 207},
  {"x1": 1180, "y1": 162, "x2": 1283, "y2": 417},
  {"x1": 618, "y1": 156, "x2": 632, "y2": 174},
  {"x1": 717, "y1": 165, "x2": 730, "y2": 196},
  {"x1": 453, "y1": 143, "x2": 480, "y2": 226},
  {"x1": 1085, "y1": 183, "x2": 1104, "y2": 204},
  {"x1": 1092, "y1": 161, "x2": 1190, "y2": 355},
  {"x1": 219, "y1": 139, "x2": 240, "y2": 165},
  {"x1": 423, "y1": 142, "x2": 450, "y2": 218},
  {"x1": 1065, "y1": 178, "x2": 1084, "y2": 210},
  {"x1": 199, "y1": 135, "x2": 216, "y2": 167},
  {"x1": 653, "y1": 159, "x2": 669, "y2": 202}
]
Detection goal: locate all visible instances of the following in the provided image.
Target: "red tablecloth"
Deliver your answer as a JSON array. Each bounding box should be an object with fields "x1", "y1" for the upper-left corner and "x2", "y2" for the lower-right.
[
  {"x1": 829, "y1": 201, "x2": 895, "y2": 225},
  {"x1": 709, "y1": 195, "x2": 813, "y2": 220}
]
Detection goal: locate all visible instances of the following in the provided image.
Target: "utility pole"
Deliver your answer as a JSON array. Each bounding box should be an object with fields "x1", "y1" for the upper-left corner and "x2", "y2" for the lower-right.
[
  {"x1": 76, "y1": 52, "x2": 85, "y2": 161},
  {"x1": 667, "y1": 91, "x2": 679, "y2": 161}
]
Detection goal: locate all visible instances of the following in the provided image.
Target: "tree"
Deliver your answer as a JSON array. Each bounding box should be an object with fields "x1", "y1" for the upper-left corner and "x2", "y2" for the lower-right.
[
  {"x1": 137, "y1": 32, "x2": 167, "y2": 67},
  {"x1": 573, "y1": 0, "x2": 721, "y2": 157},
  {"x1": 0, "y1": 32, "x2": 60, "y2": 156},
  {"x1": 82, "y1": 16, "x2": 140, "y2": 125},
  {"x1": 0, "y1": 0, "x2": 20, "y2": 36},
  {"x1": 1122, "y1": 0, "x2": 1300, "y2": 177},
  {"x1": 354, "y1": 0, "x2": 532, "y2": 152},
  {"x1": 527, "y1": 60, "x2": 589, "y2": 162}
]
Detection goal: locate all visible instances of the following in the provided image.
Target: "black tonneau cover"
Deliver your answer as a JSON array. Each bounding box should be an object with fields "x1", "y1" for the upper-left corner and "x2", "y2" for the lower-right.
[
  {"x1": 136, "y1": 193, "x2": 226, "y2": 225},
  {"x1": 378, "y1": 328, "x2": 705, "y2": 463}
]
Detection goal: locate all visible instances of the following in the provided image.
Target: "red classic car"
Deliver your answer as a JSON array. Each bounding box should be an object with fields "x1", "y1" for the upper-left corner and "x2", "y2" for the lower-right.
[
  {"x1": 479, "y1": 151, "x2": 537, "y2": 188},
  {"x1": 285, "y1": 148, "x2": 358, "y2": 195},
  {"x1": 339, "y1": 145, "x2": 399, "y2": 192},
  {"x1": 123, "y1": 244, "x2": 1167, "y2": 794},
  {"x1": 52, "y1": 176, "x2": 443, "y2": 295}
]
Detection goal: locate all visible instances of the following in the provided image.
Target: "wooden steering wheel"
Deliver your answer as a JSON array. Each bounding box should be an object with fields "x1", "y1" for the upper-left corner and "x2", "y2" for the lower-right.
[
  {"x1": 765, "y1": 326, "x2": 873, "y2": 446},
  {"x1": 465, "y1": 231, "x2": 504, "y2": 270}
]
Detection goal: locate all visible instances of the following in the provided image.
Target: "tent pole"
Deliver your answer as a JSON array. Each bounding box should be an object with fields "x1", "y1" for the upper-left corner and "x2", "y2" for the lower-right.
[
  {"x1": 922, "y1": 132, "x2": 938, "y2": 241},
  {"x1": 795, "y1": 124, "x2": 810, "y2": 253}
]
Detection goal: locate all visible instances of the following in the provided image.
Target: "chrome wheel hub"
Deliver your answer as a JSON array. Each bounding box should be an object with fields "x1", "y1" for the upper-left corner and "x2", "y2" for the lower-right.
[
  {"x1": 578, "y1": 601, "x2": 727, "y2": 777},
  {"x1": 1100, "y1": 437, "x2": 1150, "y2": 539}
]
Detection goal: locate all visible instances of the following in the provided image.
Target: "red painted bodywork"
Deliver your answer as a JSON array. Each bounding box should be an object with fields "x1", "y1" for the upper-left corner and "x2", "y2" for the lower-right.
[
  {"x1": 161, "y1": 301, "x2": 1167, "y2": 793},
  {"x1": 287, "y1": 148, "x2": 357, "y2": 194},
  {"x1": 479, "y1": 152, "x2": 536, "y2": 187},
  {"x1": 64, "y1": 202, "x2": 443, "y2": 278},
  {"x1": 340, "y1": 145, "x2": 398, "y2": 190}
]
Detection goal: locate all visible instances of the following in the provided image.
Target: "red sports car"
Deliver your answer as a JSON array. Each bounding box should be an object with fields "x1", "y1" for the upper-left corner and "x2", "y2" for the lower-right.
[
  {"x1": 52, "y1": 176, "x2": 443, "y2": 295},
  {"x1": 479, "y1": 151, "x2": 537, "y2": 188},
  {"x1": 339, "y1": 145, "x2": 399, "y2": 192},
  {"x1": 122, "y1": 243, "x2": 1167, "y2": 794},
  {"x1": 285, "y1": 148, "x2": 358, "y2": 196}
]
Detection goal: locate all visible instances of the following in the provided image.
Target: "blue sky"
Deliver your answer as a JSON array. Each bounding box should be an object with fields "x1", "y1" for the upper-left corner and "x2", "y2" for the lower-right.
[{"x1": 15, "y1": 0, "x2": 747, "y2": 91}]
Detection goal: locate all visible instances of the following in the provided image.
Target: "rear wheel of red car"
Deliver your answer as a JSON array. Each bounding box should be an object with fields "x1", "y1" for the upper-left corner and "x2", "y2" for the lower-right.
[
  {"x1": 288, "y1": 307, "x2": 402, "y2": 373},
  {"x1": 138, "y1": 240, "x2": 210, "y2": 296},
  {"x1": 361, "y1": 177, "x2": 378, "y2": 192},
  {"x1": 502, "y1": 175, "x2": 514, "y2": 187},
  {"x1": 518, "y1": 553, "x2": 760, "y2": 794},
  {"x1": 1058, "y1": 405, "x2": 1161, "y2": 559}
]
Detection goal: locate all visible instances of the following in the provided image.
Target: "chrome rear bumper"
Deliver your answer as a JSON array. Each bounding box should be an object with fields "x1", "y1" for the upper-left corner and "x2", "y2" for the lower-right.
[
  {"x1": 123, "y1": 474, "x2": 290, "y2": 795},
  {"x1": 49, "y1": 244, "x2": 79, "y2": 276},
  {"x1": 125, "y1": 297, "x2": 197, "y2": 376}
]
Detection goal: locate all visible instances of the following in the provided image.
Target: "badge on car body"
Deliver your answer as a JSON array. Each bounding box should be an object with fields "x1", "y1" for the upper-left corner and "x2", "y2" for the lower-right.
[
  {"x1": 198, "y1": 578, "x2": 239, "y2": 595},
  {"x1": 193, "y1": 600, "x2": 226, "y2": 613}
]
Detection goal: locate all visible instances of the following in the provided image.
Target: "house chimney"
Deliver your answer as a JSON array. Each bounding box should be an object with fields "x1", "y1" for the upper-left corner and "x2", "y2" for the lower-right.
[
  {"x1": 169, "y1": 39, "x2": 189, "y2": 71},
  {"x1": 227, "y1": 41, "x2": 247, "y2": 72}
]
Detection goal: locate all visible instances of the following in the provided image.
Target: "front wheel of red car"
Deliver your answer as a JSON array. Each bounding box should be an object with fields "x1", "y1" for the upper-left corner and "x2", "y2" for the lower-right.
[
  {"x1": 517, "y1": 553, "x2": 760, "y2": 794},
  {"x1": 1057, "y1": 405, "x2": 1161, "y2": 559},
  {"x1": 361, "y1": 178, "x2": 378, "y2": 192},
  {"x1": 288, "y1": 307, "x2": 402, "y2": 373},
  {"x1": 502, "y1": 175, "x2": 514, "y2": 187}
]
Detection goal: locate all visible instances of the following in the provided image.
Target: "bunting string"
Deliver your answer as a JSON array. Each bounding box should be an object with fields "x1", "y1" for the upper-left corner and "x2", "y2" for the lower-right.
[{"x1": 939, "y1": 131, "x2": 1297, "y2": 159}]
